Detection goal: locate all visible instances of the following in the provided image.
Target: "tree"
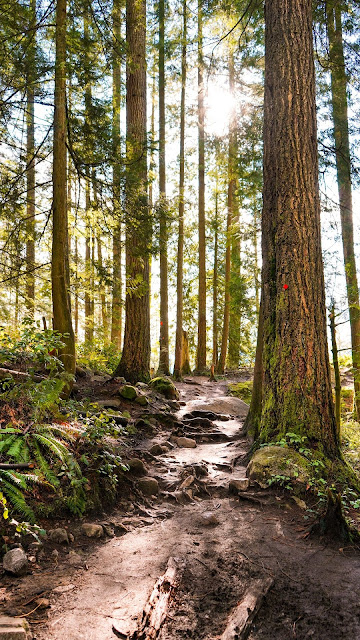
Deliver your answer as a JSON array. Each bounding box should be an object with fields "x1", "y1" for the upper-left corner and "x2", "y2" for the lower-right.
[
  {"x1": 196, "y1": 0, "x2": 206, "y2": 372},
  {"x1": 174, "y1": 0, "x2": 187, "y2": 380},
  {"x1": 51, "y1": 0, "x2": 75, "y2": 379},
  {"x1": 113, "y1": 0, "x2": 150, "y2": 384},
  {"x1": 326, "y1": 0, "x2": 360, "y2": 420},
  {"x1": 25, "y1": 0, "x2": 36, "y2": 316},
  {"x1": 252, "y1": 0, "x2": 339, "y2": 456}
]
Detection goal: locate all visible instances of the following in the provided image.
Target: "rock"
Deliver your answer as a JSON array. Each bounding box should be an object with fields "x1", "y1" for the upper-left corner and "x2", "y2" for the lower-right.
[
  {"x1": 81, "y1": 523, "x2": 104, "y2": 538},
  {"x1": 0, "y1": 616, "x2": 30, "y2": 639},
  {"x1": 176, "y1": 436, "x2": 197, "y2": 448},
  {"x1": 199, "y1": 511, "x2": 220, "y2": 526},
  {"x1": 3, "y1": 548, "x2": 28, "y2": 576},
  {"x1": 67, "y1": 551, "x2": 83, "y2": 567},
  {"x1": 48, "y1": 528, "x2": 69, "y2": 545},
  {"x1": 229, "y1": 478, "x2": 250, "y2": 494},
  {"x1": 160, "y1": 445, "x2": 169, "y2": 454},
  {"x1": 135, "y1": 395, "x2": 149, "y2": 406},
  {"x1": 136, "y1": 382, "x2": 148, "y2": 390},
  {"x1": 97, "y1": 398, "x2": 122, "y2": 410},
  {"x1": 119, "y1": 385, "x2": 138, "y2": 401},
  {"x1": 149, "y1": 377, "x2": 180, "y2": 400},
  {"x1": 35, "y1": 598, "x2": 50, "y2": 609},
  {"x1": 53, "y1": 584, "x2": 76, "y2": 594},
  {"x1": 246, "y1": 445, "x2": 312, "y2": 490},
  {"x1": 128, "y1": 458, "x2": 148, "y2": 476},
  {"x1": 149, "y1": 444, "x2": 164, "y2": 456},
  {"x1": 137, "y1": 477, "x2": 159, "y2": 496},
  {"x1": 101, "y1": 524, "x2": 115, "y2": 537},
  {"x1": 68, "y1": 533, "x2": 75, "y2": 543},
  {"x1": 185, "y1": 396, "x2": 248, "y2": 418},
  {"x1": 114, "y1": 376, "x2": 126, "y2": 384}
]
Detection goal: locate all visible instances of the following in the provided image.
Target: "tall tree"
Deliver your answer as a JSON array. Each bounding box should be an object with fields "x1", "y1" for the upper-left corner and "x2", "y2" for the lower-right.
[
  {"x1": 174, "y1": 0, "x2": 187, "y2": 380},
  {"x1": 25, "y1": 0, "x2": 36, "y2": 316},
  {"x1": 254, "y1": 0, "x2": 339, "y2": 455},
  {"x1": 111, "y1": 0, "x2": 123, "y2": 349},
  {"x1": 157, "y1": 0, "x2": 170, "y2": 374},
  {"x1": 196, "y1": 0, "x2": 206, "y2": 372},
  {"x1": 51, "y1": 0, "x2": 75, "y2": 379},
  {"x1": 326, "y1": 0, "x2": 360, "y2": 419},
  {"x1": 113, "y1": 0, "x2": 150, "y2": 383}
]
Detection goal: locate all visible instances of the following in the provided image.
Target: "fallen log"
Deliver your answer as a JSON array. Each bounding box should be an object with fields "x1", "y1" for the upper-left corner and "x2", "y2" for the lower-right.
[
  {"x1": 0, "y1": 463, "x2": 34, "y2": 470},
  {"x1": 0, "y1": 367, "x2": 45, "y2": 383},
  {"x1": 220, "y1": 576, "x2": 273, "y2": 640},
  {"x1": 129, "y1": 557, "x2": 184, "y2": 640}
]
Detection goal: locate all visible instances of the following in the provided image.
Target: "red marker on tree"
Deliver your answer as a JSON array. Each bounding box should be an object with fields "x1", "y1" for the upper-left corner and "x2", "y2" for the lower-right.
[{"x1": 283, "y1": 284, "x2": 289, "y2": 290}]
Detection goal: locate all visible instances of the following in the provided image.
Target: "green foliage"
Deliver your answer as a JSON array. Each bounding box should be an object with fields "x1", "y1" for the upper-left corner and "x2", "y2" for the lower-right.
[
  {"x1": 229, "y1": 381, "x2": 253, "y2": 404},
  {"x1": 0, "y1": 319, "x2": 66, "y2": 375},
  {"x1": 77, "y1": 340, "x2": 119, "y2": 373},
  {"x1": 0, "y1": 469, "x2": 39, "y2": 522}
]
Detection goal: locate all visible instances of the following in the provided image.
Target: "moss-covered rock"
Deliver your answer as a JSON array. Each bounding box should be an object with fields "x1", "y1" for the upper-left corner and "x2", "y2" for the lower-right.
[
  {"x1": 229, "y1": 381, "x2": 253, "y2": 405},
  {"x1": 149, "y1": 377, "x2": 179, "y2": 400},
  {"x1": 119, "y1": 385, "x2": 138, "y2": 401},
  {"x1": 246, "y1": 445, "x2": 312, "y2": 490},
  {"x1": 135, "y1": 394, "x2": 149, "y2": 406}
]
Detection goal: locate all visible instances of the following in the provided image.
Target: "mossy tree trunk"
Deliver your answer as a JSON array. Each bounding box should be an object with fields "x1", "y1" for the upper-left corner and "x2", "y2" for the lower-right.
[
  {"x1": 259, "y1": 0, "x2": 339, "y2": 456},
  {"x1": 174, "y1": 0, "x2": 187, "y2": 381},
  {"x1": 326, "y1": 1, "x2": 360, "y2": 420},
  {"x1": 330, "y1": 302, "x2": 341, "y2": 438},
  {"x1": 51, "y1": 0, "x2": 75, "y2": 380},
  {"x1": 113, "y1": 0, "x2": 150, "y2": 384},
  {"x1": 196, "y1": 0, "x2": 206, "y2": 372},
  {"x1": 25, "y1": 0, "x2": 36, "y2": 317},
  {"x1": 212, "y1": 185, "x2": 219, "y2": 370}
]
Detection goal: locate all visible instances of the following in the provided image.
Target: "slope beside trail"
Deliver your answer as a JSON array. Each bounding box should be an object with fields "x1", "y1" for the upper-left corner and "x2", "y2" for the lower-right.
[{"x1": 10, "y1": 377, "x2": 360, "y2": 639}]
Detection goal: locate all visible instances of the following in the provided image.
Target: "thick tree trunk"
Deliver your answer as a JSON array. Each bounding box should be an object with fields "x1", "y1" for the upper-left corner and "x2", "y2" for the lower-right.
[
  {"x1": 260, "y1": 0, "x2": 338, "y2": 456},
  {"x1": 157, "y1": 0, "x2": 170, "y2": 375},
  {"x1": 25, "y1": 0, "x2": 36, "y2": 317},
  {"x1": 244, "y1": 296, "x2": 263, "y2": 439},
  {"x1": 111, "y1": 0, "x2": 123, "y2": 349},
  {"x1": 84, "y1": 177, "x2": 93, "y2": 341},
  {"x1": 97, "y1": 232, "x2": 109, "y2": 343},
  {"x1": 196, "y1": 0, "x2": 206, "y2": 372},
  {"x1": 212, "y1": 187, "x2": 219, "y2": 369},
  {"x1": 51, "y1": 0, "x2": 75, "y2": 380},
  {"x1": 113, "y1": 0, "x2": 150, "y2": 384},
  {"x1": 326, "y1": 1, "x2": 360, "y2": 420},
  {"x1": 174, "y1": 0, "x2": 187, "y2": 381}
]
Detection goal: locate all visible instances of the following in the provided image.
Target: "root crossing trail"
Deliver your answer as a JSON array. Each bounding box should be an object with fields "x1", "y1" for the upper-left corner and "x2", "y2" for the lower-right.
[{"x1": 33, "y1": 378, "x2": 360, "y2": 640}]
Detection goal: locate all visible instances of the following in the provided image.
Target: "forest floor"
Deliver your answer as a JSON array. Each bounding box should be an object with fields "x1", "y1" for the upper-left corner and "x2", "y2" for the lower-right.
[{"x1": 2, "y1": 376, "x2": 360, "y2": 640}]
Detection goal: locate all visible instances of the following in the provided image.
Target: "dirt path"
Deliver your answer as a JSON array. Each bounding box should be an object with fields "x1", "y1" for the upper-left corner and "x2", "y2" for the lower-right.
[{"x1": 9, "y1": 378, "x2": 360, "y2": 639}]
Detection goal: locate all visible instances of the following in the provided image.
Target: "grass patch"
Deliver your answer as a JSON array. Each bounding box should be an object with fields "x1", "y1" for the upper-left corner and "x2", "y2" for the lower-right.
[{"x1": 229, "y1": 381, "x2": 252, "y2": 404}]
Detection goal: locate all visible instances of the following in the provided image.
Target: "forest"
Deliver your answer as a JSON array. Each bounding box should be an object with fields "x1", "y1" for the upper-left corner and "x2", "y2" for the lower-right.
[{"x1": 0, "y1": 0, "x2": 360, "y2": 638}]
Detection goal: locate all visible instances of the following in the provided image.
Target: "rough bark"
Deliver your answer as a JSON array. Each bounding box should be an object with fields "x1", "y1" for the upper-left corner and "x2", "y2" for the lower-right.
[
  {"x1": 25, "y1": 0, "x2": 36, "y2": 317},
  {"x1": 212, "y1": 187, "x2": 219, "y2": 369},
  {"x1": 260, "y1": 0, "x2": 338, "y2": 456},
  {"x1": 111, "y1": 0, "x2": 123, "y2": 349},
  {"x1": 174, "y1": 0, "x2": 187, "y2": 380},
  {"x1": 243, "y1": 295, "x2": 263, "y2": 439},
  {"x1": 330, "y1": 302, "x2": 341, "y2": 437},
  {"x1": 157, "y1": 0, "x2": 170, "y2": 375},
  {"x1": 326, "y1": 1, "x2": 360, "y2": 420},
  {"x1": 196, "y1": 0, "x2": 206, "y2": 372},
  {"x1": 51, "y1": 0, "x2": 75, "y2": 380},
  {"x1": 113, "y1": 0, "x2": 150, "y2": 384}
]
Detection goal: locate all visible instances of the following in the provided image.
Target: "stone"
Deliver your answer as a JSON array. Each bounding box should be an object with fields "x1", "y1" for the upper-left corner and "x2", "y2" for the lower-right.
[
  {"x1": 81, "y1": 523, "x2": 104, "y2": 538},
  {"x1": 0, "y1": 616, "x2": 29, "y2": 639},
  {"x1": 229, "y1": 478, "x2": 250, "y2": 494},
  {"x1": 128, "y1": 458, "x2": 148, "y2": 476},
  {"x1": 149, "y1": 377, "x2": 180, "y2": 400},
  {"x1": 3, "y1": 548, "x2": 28, "y2": 576},
  {"x1": 119, "y1": 385, "x2": 138, "y2": 401},
  {"x1": 137, "y1": 477, "x2": 159, "y2": 496},
  {"x1": 135, "y1": 395, "x2": 149, "y2": 406},
  {"x1": 149, "y1": 444, "x2": 164, "y2": 456},
  {"x1": 176, "y1": 436, "x2": 197, "y2": 449},
  {"x1": 67, "y1": 551, "x2": 83, "y2": 567},
  {"x1": 48, "y1": 528, "x2": 69, "y2": 545},
  {"x1": 199, "y1": 511, "x2": 220, "y2": 526},
  {"x1": 136, "y1": 382, "x2": 148, "y2": 390},
  {"x1": 246, "y1": 445, "x2": 312, "y2": 490},
  {"x1": 96, "y1": 398, "x2": 122, "y2": 410},
  {"x1": 185, "y1": 396, "x2": 248, "y2": 418},
  {"x1": 101, "y1": 524, "x2": 115, "y2": 537}
]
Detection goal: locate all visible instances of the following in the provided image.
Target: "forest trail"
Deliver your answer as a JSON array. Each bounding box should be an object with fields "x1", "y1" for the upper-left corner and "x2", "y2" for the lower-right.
[{"x1": 19, "y1": 378, "x2": 360, "y2": 639}]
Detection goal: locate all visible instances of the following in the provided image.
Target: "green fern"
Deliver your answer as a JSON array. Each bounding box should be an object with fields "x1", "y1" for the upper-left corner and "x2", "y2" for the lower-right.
[{"x1": 0, "y1": 471, "x2": 35, "y2": 522}]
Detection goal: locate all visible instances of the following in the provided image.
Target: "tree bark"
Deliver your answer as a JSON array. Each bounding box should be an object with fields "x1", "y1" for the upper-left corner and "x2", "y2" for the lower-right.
[
  {"x1": 212, "y1": 185, "x2": 219, "y2": 369},
  {"x1": 259, "y1": 0, "x2": 338, "y2": 456},
  {"x1": 330, "y1": 302, "x2": 341, "y2": 437},
  {"x1": 196, "y1": 0, "x2": 206, "y2": 372},
  {"x1": 113, "y1": 0, "x2": 150, "y2": 384},
  {"x1": 326, "y1": 1, "x2": 360, "y2": 420},
  {"x1": 157, "y1": 0, "x2": 170, "y2": 375},
  {"x1": 52, "y1": 0, "x2": 75, "y2": 381},
  {"x1": 174, "y1": 0, "x2": 187, "y2": 381},
  {"x1": 111, "y1": 0, "x2": 123, "y2": 349},
  {"x1": 25, "y1": 0, "x2": 36, "y2": 317}
]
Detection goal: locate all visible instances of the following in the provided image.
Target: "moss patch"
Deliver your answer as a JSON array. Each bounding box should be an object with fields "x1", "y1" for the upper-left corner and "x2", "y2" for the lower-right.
[
  {"x1": 229, "y1": 381, "x2": 252, "y2": 405},
  {"x1": 247, "y1": 445, "x2": 313, "y2": 491},
  {"x1": 149, "y1": 377, "x2": 179, "y2": 400}
]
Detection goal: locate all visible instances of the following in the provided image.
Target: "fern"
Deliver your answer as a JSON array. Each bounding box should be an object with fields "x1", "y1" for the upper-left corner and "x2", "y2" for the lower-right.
[{"x1": 0, "y1": 471, "x2": 35, "y2": 522}]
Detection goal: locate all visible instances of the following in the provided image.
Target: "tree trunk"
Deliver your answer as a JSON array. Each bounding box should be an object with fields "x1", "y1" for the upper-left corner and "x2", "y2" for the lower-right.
[
  {"x1": 259, "y1": 0, "x2": 338, "y2": 456},
  {"x1": 174, "y1": 0, "x2": 187, "y2": 381},
  {"x1": 25, "y1": 0, "x2": 36, "y2": 317},
  {"x1": 330, "y1": 302, "x2": 341, "y2": 437},
  {"x1": 113, "y1": 0, "x2": 150, "y2": 384},
  {"x1": 181, "y1": 330, "x2": 191, "y2": 375},
  {"x1": 97, "y1": 232, "x2": 109, "y2": 343},
  {"x1": 196, "y1": 0, "x2": 206, "y2": 372},
  {"x1": 84, "y1": 177, "x2": 93, "y2": 341},
  {"x1": 212, "y1": 187, "x2": 219, "y2": 369},
  {"x1": 111, "y1": 0, "x2": 123, "y2": 349},
  {"x1": 326, "y1": 1, "x2": 360, "y2": 420},
  {"x1": 157, "y1": 0, "x2": 170, "y2": 375},
  {"x1": 51, "y1": 0, "x2": 75, "y2": 380},
  {"x1": 244, "y1": 296, "x2": 263, "y2": 439}
]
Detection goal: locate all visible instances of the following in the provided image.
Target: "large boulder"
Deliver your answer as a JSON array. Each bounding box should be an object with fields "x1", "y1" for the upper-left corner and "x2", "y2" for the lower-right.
[
  {"x1": 149, "y1": 377, "x2": 179, "y2": 400},
  {"x1": 184, "y1": 396, "x2": 248, "y2": 418},
  {"x1": 137, "y1": 477, "x2": 159, "y2": 496},
  {"x1": 3, "y1": 548, "x2": 28, "y2": 575},
  {"x1": 246, "y1": 445, "x2": 312, "y2": 490}
]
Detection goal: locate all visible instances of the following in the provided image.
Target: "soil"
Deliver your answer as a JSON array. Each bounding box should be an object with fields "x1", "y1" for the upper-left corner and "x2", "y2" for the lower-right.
[{"x1": 1, "y1": 376, "x2": 360, "y2": 640}]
